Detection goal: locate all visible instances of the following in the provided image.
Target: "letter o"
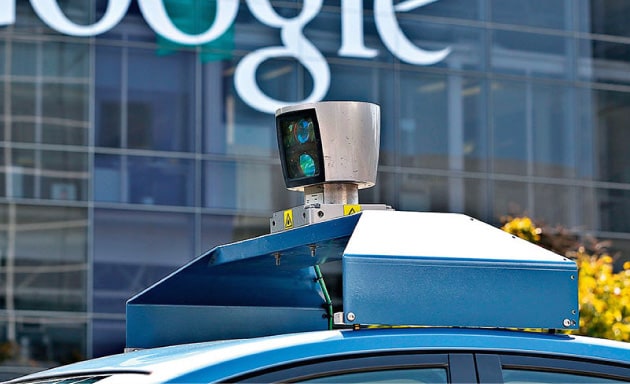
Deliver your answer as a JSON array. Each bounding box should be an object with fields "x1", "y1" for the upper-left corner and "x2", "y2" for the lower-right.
[
  {"x1": 30, "y1": 0, "x2": 130, "y2": 36},
  {"x1": 137, "y1": 0, "x2": 239, "y2": 45}
]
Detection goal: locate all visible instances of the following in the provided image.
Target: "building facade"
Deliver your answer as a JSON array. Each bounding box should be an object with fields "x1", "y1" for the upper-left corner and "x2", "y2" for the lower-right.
[{"x1": 1, "y1": 0, "x2": 630, "y2": 376}]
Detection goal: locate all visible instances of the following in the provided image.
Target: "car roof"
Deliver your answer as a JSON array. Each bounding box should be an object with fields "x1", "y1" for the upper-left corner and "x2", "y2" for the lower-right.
[{"x1": 11, "y1": 328, "x2": 630, "y2": 384}]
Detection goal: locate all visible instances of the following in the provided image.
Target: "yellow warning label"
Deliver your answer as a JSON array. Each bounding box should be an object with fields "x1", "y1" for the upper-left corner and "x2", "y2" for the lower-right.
[
  {"x1": 283, "y1": 209, "x2": 294, "y2": 229},
  {"x1": 344, "y1": 204, "x2": 361, "y2": 216}
]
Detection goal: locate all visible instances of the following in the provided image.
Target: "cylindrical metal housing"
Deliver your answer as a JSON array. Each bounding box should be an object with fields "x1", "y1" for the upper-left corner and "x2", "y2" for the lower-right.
[{"x1": 276, "y1": 101, "x2": 380, "y2": 192}]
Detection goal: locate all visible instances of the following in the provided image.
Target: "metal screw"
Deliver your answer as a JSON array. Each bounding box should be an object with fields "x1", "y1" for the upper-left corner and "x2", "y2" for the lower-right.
[
  {"x1": 273, "y1": 252, "x2": 281, "y2": 266},
  {"x1": 562, "y1": 318, "x2": 572, "y2": 327},
  {"x1": 347, "y1": 312, "x2": 356, "y2": 322},
  {"x1": 571, "y1": 275, "x2": 575, "y2": 280}
]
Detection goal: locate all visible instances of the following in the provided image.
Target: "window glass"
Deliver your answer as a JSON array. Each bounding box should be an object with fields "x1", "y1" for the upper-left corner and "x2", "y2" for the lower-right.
[
  {"x1": 581, "y1": 0, "x2": 630, "y2": 37},
  {"x1": 42, "y1": 150, "x2": 88, "y2": 201},
  {"x1": 11, "y1": 120, "x2": 35, "y2": 143},
  {"x1": 95, "y1": 45, "x2": 122, "y2": 148},
  {"x1": 0, "y1": 320, "x2": 87, "y2": 367},
  {"x1": 41, "y1": 120, "x2": 88, "y2": 146},
  {"x1": 576, "y1": 88, "x2": 596, "y2": 179},
  {"x1": 491, "y1": 82, "x2": 580, "y2": 179},
  {"x1": 593, "y1": 89, "x2": 630, "y2": 184},
  {"x1": 0, "y1": 205, "x2": 88, "y2": 312},
  {"x1": 531, "y1": 84, "x2": 575, "y2": 178},
  {"x1": 42, "y1": 82, "x2": 89, "y2": 123},
  {"x1": 9, "y1": 83, "x2": 88, "y2": 146},
  {"x1": 127, "y1": 155, "x2": 195, "y2": 206},
  {"x1": 398, "y1": 73, "x2": 485, "y2": 173},
  {"x1": 598, "y1": 188, "x2": 630, "y2": 233},
  {"x1": 580, "y1": 38, "x2": 630, "y2": 86},
  {"x1": 0, "y1": 40, "x2": 5, "y2": 74},
  {"x1": 93, "y1": 208, "x2": 196, "y2": 315},
  {"x1": 410, "y1": 0, "x2": 482, "y2": 20},
  {"x1": 203, "y1": 160, "x2": 294, "y2": 213},
  {"x1": 491, "y1": 30, "x2": 571, "y2": 79},
  {"x1": 300, "y1": 367, "x2": 447, "y2": 383},
  {"x1": 399, "y1": 73, "x2": 448, "y2": 170},
  {"x1": 493, "y1": 180, "x2": 528, "y2": 219},
  {"x1": 94, "y1": 154, "x2": 195, "y2": 206},
  {"x1": 10, "y1": 41, "x2": 37, "y2": 76},
  {"x1": 201, "y1": 62, "x2": 229, "y2": 154},
  {"x1": 462, "y1": 78, "x2": 487, "y2": 173},
  {"x1": 94, "y1": 154, "x2": 121, "y2": 202},
  {"x1": 235, "y1": 354, "x2": 453, "y2": 383},
  {"x1": 398, "y1": 174, "x2": 448, "y2": 213},
  {"x1": 201, "y1": 214, "x2": 268, "y2": 252},
  {"x1": 42, "y1": 41, "x2": 89, "y2": 78},
  {"x1": 395, "y1": 19, "x2": 485, "y2": 71},
  {"x1": 41, "y1": 83, "x2": 89, "y2": 145},
  {"x1": 11, "y1": 81, "x2": 36, "y2": 117},
  {"x1": 327, "y1": 63, "x2": 383, "y2": 107},
  {"x1": 491, "y1": 80, "x2": 526, "y2": 175},
  {"x1": 533, "y1": 184, "x2": 573, "y2": 227},
  {"x1": 127, "y1": 48, "x2": 195, "y2": 152},
  {"x1": 248, "y1": 58, "x2": 308, "y2": 112},
  {"x1": 7, "y1": 149, "x2": 87, "y2": 201},
  {"x1": 357, "y1": 170, "x2": 400, "y2": 209},
  {"x1": 374, "y1": 173, "x2": 488, "y2": 217},
  {"x1": 92, "y1": 318, "x2": 126, "y2": 358},
  {"x1": 490, "y1": 0, "x2": 571, "y2": 30},
  {"x1": 503, "y1": 368, "x2": 626, "y2": 383}
]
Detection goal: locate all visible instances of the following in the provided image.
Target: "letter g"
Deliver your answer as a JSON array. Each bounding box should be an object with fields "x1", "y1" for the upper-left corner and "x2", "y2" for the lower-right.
[{"x1": 235, "y1": 0, "x2": 330, "y2": 114}]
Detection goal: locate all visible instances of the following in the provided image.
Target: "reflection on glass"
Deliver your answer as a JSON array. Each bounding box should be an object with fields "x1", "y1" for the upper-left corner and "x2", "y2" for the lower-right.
[
  {"x1": 128, "y1": 156, "x2": 194, "y2": 206},
  {"x1": 491, "y1": 30, "x2": 570, "y2": 79},
  {"x1": 503, "y1": 368, "x2": 625, "y2": 383},
  {"x1": 491, "y1": 80, "x2": 526, "y2": 175},
  {"x1": 0, "y1": 204, "x2": 88, "y2": 365},
  {"x1": 490, "y1": 0, "x2": 570, "y2": 30},
  {"x1": 301, "y1": 367, "x2": 447, "y2": 383}
]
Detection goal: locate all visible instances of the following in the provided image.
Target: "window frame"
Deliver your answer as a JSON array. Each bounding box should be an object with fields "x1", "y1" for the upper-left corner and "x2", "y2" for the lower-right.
[
  {"x1": 227, "y1": 352, "x2": 477, "y2": 383},
  {"x1": 476, "y1": 353, "x2": 630, "y2": 383}
]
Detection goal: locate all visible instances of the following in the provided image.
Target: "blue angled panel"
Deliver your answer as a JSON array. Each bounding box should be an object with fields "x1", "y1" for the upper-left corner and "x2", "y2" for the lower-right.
[
  {"x1": 127, "y1": 214, "x2": 360, "y2": 349},
  {"x1": 342, "y1": 211, "x2": 578, "y2": 330}
]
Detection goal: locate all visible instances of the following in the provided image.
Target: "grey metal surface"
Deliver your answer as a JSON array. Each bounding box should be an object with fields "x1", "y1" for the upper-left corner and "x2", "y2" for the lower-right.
[{"x1": 269, "y1": 203, "x2": 391, "y2": 233}]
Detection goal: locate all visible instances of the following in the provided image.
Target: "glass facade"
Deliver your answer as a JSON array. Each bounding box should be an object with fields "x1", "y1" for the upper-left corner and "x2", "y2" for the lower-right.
[{"x1": 1, "y1": 0, "x2": 630, "y2": 377}]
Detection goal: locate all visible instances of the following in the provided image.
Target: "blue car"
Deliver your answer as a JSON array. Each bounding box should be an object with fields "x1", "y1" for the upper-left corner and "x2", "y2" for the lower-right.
[
  {"x1": 8, "y1": 102, "x2": 629, "y2": 383},
  {"x1": 7, "y1": 327, "x2": 630, "y2": 383},
  {"x1": 6, "y1": 211, "x2": 630, "y2": 384}
]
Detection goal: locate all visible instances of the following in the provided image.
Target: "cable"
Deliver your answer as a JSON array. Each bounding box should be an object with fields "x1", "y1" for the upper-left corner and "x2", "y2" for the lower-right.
[{"x1": 313, "y1": 264, "x2": 333, "y2": 330}]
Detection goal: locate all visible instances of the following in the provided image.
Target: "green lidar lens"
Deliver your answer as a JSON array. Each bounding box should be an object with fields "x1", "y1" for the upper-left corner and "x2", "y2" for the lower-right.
[
  {"x1": 299, "y1": 153, "x2": 316, "y2": 177},
  {"x1": 278, "y1": 109, "x2": 324, "y2": 186},
  {"x1": 296, "y1": 119, "x2": 313, "y2": 144}
]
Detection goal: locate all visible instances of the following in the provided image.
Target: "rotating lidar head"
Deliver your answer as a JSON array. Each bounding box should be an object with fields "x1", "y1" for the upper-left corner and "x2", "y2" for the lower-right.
[{"x1": 276, "y1": 101, "x2": 380, "y2": 205}]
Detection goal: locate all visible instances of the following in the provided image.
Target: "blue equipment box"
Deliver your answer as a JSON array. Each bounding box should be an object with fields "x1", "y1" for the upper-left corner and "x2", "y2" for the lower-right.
[{"x1": 342, "y1": 211, "x2": 578, "y2": 329}]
